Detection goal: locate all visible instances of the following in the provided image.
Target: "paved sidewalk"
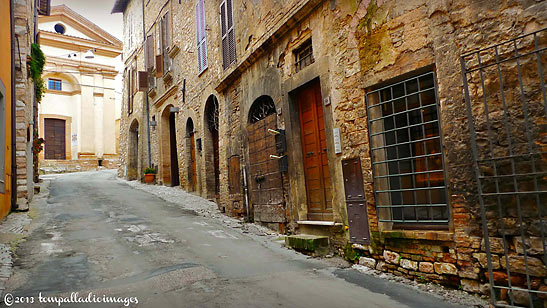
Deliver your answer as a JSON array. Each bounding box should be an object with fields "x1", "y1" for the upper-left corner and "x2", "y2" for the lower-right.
[{"x1": 0, "y1": 182, "x2": 47, "y2": 299}]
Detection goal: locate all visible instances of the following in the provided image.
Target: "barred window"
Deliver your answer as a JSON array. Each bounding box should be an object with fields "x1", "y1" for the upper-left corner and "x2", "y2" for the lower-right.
[
  {"x1": 48, "y1": 79, "x2": 62, "y2": 91},
  {"x1": 294, "y1": 39, "x2": 314, "y2": 72},
  {"x1": 366, "y1": 71, "x2": 448, "y2": 225}
]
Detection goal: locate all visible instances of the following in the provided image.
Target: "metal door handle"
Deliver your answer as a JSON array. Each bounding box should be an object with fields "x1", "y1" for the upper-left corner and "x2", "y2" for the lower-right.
[{"x1": 306, "y1": 152, "x2": 314, "y2": 156}]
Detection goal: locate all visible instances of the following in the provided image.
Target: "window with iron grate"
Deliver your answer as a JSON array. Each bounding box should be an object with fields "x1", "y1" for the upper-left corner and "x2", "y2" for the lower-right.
[
  {"x1": 294, "y1": 39, "x2": 314, "y2": 73},
  {"x1": 48, "y1": 79, "x2": 62, "y2": 91},
  {"x1": 366, "y1": 71, "x2": 449, "y2": 226}
]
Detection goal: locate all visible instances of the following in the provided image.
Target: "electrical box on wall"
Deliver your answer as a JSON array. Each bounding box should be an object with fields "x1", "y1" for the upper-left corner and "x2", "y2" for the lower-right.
[
  {"x1": 278, "y1": 155, "x2": 288, "y2": 173},
  {"x1": 275, "y1": 129, "x2": 286, "y2": 154}
]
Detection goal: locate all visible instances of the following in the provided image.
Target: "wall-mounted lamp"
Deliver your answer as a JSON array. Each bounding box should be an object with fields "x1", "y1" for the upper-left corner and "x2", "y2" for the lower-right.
[
  {"x1": 150, "y1": 120, "x2": 157, "y2": 128},
  {"x1": 170, "y1": 107, "x2": 180, "y2": 113}
]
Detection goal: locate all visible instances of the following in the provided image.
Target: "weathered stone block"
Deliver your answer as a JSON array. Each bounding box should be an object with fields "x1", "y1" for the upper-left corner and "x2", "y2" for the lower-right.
[
  {"x1": 358, "y1": 257, "x2": 376, "y2": 269},
  {"x1": 481, "y1": 237, "x2": 505, "y2": 254},
  {"x1": 501, "y1": 255, "x2": 546, "y2": 277},
  {"x1": 400, "y1": 259, "x2": 418, "y2": 271},
  {"x1": 383, "y1": 250, "x2": 400, "y2": 265},
  {"x1": 285, "y1": 235, "x2": 328, "y2": 253},
  {"x1": 461, "y1": 279, "x2": 480, "y2": 293},
  {"x1": 513, "y1": 237, "x2": 545, "y2": 256},
  {"x1": 419, "y1": 262, "x2": 434, "y2": 273},
  {"x1": 434, "y1": 262, "x2": 458, "y2": 275},
  {"x1": 473, "y1": 252, "x2": 500, "y2": 269},
  {"x1": 375, "y1": 261, "x2": 387, "y2": 271},
  {"x1": 458, "y1": 267, "x2": 479, "y2": 279}
]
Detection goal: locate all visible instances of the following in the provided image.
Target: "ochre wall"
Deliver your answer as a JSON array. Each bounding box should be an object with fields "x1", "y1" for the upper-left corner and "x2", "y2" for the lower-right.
[{"x1": 0, "y1": 0, "x2": 12, "y2": 218}]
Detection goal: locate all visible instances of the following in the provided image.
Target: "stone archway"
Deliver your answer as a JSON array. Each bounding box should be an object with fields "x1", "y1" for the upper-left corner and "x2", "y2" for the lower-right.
[
  {"x1": 186, "y1": 117, "x2": 197, "y2": 192},
  {"x1": 204, "y1": 95, "x2": 219, "y2": 200},
  {"x1": 128, "y1": 119, "x2": 139, "y2": 180},
  {"x1": 160, "y1": 105, "x2": 179, "y2": 186}
]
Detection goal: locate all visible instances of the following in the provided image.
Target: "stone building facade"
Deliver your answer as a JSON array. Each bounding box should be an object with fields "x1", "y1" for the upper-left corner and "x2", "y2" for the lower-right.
[
  {"x1": 11, "y1": 0, "x2": 50, "y2": 211},
  {"x1": 114, "y1": 0, "x2": 546, "y2": 305},
  {"x1": 38, "y1": 5, "x2": 123, "y2": 172}
]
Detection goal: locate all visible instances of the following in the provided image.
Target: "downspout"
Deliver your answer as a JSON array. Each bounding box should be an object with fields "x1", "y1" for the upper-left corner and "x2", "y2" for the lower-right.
[
  {"x1": 142, "y1": 0, "x2": 151, "y2": 168},
  {"x1": 10, "y1": 0, "x2": 17, "y2": 210}
]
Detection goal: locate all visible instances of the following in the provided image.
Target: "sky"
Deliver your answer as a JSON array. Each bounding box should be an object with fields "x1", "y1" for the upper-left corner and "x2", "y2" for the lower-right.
[{"x1": 51, "y1": 0, "x2": 123, "y2": 40}]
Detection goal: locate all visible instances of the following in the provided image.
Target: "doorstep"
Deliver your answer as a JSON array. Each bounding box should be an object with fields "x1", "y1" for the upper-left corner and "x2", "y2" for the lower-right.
[{"x1": 296, "y1": 220, "x2": 343, "y2": 226}]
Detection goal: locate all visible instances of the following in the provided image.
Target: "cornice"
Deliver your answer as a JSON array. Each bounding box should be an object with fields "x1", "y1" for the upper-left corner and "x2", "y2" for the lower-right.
[
  {"x1": 45, "y1": 56, "x2": 119, "y2": 75},
  {"x1": 39, "y1": 32, "x2": 122, "y2": 58},
  {"x1": 39, "y1": 5, "x2": 122, "y2": 47}
]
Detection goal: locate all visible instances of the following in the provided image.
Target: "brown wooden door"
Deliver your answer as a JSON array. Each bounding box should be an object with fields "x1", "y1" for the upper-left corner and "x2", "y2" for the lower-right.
[
  {"x1": 44, "y1": 118, "x2": 66, "y2": 160},
  {"x1": 298, "y1": 80, "x2": 332, "y2": 221},
  {"x1": 189, "y1": 133, "x2": 197, "y2": 191},
  {"x1": 248, "y1": 114, "x2": 285, "y2": 222}
]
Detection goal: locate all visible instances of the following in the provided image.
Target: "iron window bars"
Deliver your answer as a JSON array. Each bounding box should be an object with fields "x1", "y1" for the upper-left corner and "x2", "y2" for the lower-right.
[
  {"x1": 295, "y1": 39, "x2": 314, "y2": 73},
  {"x1": 365, "y1": 71, "x2": 449, "y2": 224},
  {"x1": 461, "y1": 27, "x2": 547, "y2": 308},
  {"x1": 48, "y1": 79, "x2": 62, "y2": 91}
]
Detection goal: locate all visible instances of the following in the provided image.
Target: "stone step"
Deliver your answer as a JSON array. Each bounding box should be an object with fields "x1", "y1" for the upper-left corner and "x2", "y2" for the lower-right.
[{"x1": 285, "y1": 234, "x2": 329, "y2": 256}]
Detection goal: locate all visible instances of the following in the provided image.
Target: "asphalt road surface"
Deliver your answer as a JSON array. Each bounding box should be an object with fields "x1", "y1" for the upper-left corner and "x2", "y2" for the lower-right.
[{"x1": 3, "y1": 171, "x2": 468, "y2": 308}]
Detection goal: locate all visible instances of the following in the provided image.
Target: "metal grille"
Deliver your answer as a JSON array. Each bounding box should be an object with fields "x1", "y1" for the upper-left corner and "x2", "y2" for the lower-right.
[
  {"x1": 461, "y1": 28, "x2": 547, "y2": 308},
  {"x1": 295, "y1": 40, "x2": 314, "y2": 73},
  {"x1": 365, "y1": 71, "x2": 449, "y2": 224},
  {"x1": 249, "y1": 96, "x2": 276, "y2": 123}
]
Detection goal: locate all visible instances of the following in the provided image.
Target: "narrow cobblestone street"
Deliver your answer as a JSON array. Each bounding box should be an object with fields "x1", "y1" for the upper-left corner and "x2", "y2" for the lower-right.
[{"x1": 0, "y1": 170, "x2": 485, "y2": 308}]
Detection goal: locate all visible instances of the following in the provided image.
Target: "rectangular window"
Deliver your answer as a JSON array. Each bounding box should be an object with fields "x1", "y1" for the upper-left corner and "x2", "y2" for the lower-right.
[
  {"x1": 160, "y1": 12, "x2": 172, "y2": 74},
  {"x1": 48, "y1": 79, "x2": 62, "y2": 91},
  {"x1": 294, "y1": 39, "x2": 314, "y2": 72},
  {"x1": 127, "y1": 68, "x2": 133, "y2": 115},
  {"x1": 196, "y1": 0, "x2": 208, "y2": 74},
  {"x1": 220, "y1": 0, "x2": 235, "y2": 70},
  {"x1": 0, "y1": 80, "x2": 5, "y2": 193},
  {"x1": 366, "y1": 71, "x2": 448, "y2": 226}
]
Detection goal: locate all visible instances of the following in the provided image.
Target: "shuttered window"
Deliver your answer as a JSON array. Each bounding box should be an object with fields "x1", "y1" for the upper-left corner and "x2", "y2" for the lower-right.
[
  {"x1": 220, "y1": 0, "x2": 236, "y2": 70},
  {"x1": 160, "y1": 12, "x2": 171, "y2": 74},
  {"x1": 196, "y1": 0, "x2": 208, "y2": 74},
  {"x1": 127, "y1": 68, "x2": 133, "y2": 114},
  {"x1": 145, "y1": 34, "x2": 155, "y2": 72}
]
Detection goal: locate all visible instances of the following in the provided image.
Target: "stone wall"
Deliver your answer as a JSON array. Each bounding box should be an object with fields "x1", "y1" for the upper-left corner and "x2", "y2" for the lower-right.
[
  {"x1": 117, "y1": 0, "x2": 547, "y2": 302},
  {"x1": 13, "y1": 0, "x2": 38, "y2": 210}
]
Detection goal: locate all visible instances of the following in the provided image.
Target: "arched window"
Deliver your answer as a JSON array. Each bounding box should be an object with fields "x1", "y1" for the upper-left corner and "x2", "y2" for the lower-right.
[{"x1": 248, "y1": 95, "x2": 276, "y2": 123}]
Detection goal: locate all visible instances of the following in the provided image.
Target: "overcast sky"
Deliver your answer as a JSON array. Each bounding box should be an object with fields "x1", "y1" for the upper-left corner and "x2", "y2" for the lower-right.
[{"x1": 51, "y1": 0, "x2": 123, "y2": 40}]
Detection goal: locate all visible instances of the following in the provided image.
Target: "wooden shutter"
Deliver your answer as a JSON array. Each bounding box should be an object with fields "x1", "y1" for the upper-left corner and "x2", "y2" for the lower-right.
[
  {"x1": 196, "y1": 0, "x2": 207, "y2": 73},
  {"x1": 161, "y1": 12, "x2": 171, "y2": 73},
  {"x1": 155, "y1": 54, "x2": 163, "y2": 76},
  {"x1": 145, "y1": 35, "x2": 155, "y2": 71},
  {"x1": 127, "y1": 69, "x2": 133, "y2": 114},
  {"x1": 220, "y1": 0, "x2": 235, "y2": 70},
  {"x1": 138, "y1": 71, "x2": 148, "y2": 91},
  {"x1": 131, "y1": 63, "x2": 137, "y2": 95}
]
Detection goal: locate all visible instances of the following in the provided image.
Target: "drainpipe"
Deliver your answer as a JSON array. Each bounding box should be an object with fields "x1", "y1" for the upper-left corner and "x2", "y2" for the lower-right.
[
  {"x1": 142, "y1": 0, "x2": 151, "y2": 168},
  {"x1": 10, "y1": 0, "x2": 17, "y2": 210}
]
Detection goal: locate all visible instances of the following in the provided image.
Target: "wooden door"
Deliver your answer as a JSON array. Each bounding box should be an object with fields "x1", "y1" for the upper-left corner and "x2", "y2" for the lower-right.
[
  {"x1": 297, "y1": 80, "x2": 332, "y2": 221},
  {"x1": 169, "y1": 113, "x2": 180, "y2": 186},
  {"x1": 248, "y1": 114, "x2": 284, "y2": 222},
  {"x1": 44, "y1": 118, "x2": 66, "y2": 160},
  {"x1": 189, "y1": 133, "x2": 197, "y2": 191}
]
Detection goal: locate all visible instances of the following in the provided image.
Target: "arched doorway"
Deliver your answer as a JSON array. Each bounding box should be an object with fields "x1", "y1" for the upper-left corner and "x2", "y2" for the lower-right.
[
  {"x1": 186, "y1": 118, "x2": 197, "y2": 191},
  {"x1": 204, "y1": 95, "x2": 220, "y2": 199},
  {"x1": 160, "y1": 105, "x2": 180, "y2": 186},
  {"x1": 247, "y1": 96, "x2": 285, "y2": 224},
  {"x1": 128, "y1": 119, "x2": 139, "y2": 180}
]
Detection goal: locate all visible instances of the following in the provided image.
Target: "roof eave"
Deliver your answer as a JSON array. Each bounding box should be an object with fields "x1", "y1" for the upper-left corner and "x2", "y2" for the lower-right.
[{"x1": 111, "y1": 0, "x2": 129, "y2": 14}]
